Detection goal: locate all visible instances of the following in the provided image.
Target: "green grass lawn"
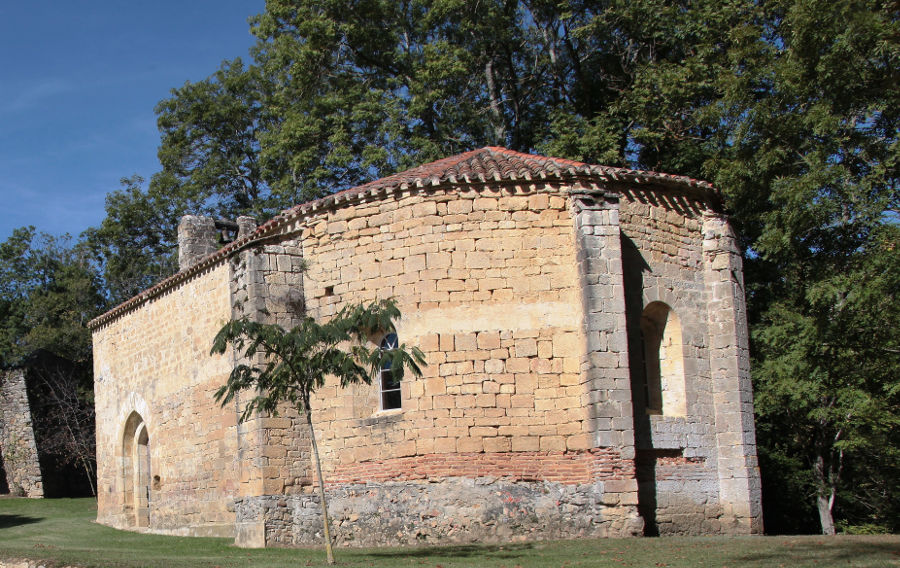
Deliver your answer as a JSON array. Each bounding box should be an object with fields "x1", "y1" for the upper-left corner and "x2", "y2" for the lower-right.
[{"x1": 0, "y1": 498, "x2": 897, "y2": 568}]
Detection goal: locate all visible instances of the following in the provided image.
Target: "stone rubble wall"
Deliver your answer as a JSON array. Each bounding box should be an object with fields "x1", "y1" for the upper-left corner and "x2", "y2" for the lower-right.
[
  {"x1": 237, "y1": 476, "x2": 641, "y2": 548},
  {"x1": 0, "y1": 369, "x2": 44, "y2": 497},
  {"x1": 92, "y1": 262, "x2": 239, "y2": 536}
]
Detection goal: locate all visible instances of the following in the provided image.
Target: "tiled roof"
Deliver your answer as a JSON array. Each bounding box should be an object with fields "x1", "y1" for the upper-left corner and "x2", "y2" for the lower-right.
[{"x1": 88, "y1": 147, "x2": 717, "y2": 329}]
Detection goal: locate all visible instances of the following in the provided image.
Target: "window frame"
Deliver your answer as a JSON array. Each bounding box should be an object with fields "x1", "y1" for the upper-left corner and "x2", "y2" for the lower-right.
[{"x1": 378, "y1": 332, "x2": 402, "y2": 411}]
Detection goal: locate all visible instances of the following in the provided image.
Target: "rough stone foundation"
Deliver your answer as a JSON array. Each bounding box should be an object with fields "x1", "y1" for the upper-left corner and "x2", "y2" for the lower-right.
[{"x1": 235, "y1": 477, "x2": 643, "y2": 548}]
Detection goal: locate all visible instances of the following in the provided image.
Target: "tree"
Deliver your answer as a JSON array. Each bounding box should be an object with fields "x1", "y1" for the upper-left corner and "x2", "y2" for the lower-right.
[
  {"x1": 0, "y1": 229, "x2": 103, "y2": 495},
  {"x1": 155, "y1": 59, "x2": 270, "y2": 215},
  {"x1": 98, "y1": 0, "x2": 896, "y2": 533},
  {"x1": 210, "y1": 299, "x2": 425, "y2": 564},
  {"x1": 151, "y1": 0, "x2": 752, "y2": 204},
  {"x1": 705, "y1": 0, "x2": 900, "y2": 534},
  {"x1": 0, "y1": 228, "x2": 103, "y2": 367},
  {"x1": 28, "y1": 359, "x2": 98, "y2": 496},
  {"x1": 752, "y1": 224, "x2": 900, "y2": 534}
]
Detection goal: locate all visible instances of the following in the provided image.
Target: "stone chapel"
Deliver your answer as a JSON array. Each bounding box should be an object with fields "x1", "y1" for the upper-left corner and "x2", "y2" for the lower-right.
[{"x1": 89, "y1": 147, "x2": 762, "y2": 546}]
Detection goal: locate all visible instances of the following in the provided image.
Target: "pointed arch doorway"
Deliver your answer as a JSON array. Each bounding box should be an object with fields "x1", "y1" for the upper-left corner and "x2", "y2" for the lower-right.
[{"x1": 122, "y1": 412, "x2": 151, "y2": 528}]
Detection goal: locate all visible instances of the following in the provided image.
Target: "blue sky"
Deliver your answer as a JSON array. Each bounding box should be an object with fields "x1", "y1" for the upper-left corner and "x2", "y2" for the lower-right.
[{"x1": 0, "y1": 0, "x2": 265, "y2": 242}]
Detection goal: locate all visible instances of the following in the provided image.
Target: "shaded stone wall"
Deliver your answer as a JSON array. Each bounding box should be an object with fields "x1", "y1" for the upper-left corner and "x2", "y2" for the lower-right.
[
  {"x1": 616, "y1": 187, "x2": 761, "y2": 535},
  {"x1": 0, "y1": 369, "x2": 43, "y2": 497},
  {"x1": 92, "y1": 263, "x2": 239, "y2": 536},
  {"x1": 618, "y1": 188, "x2": 726, "y2": 534},
  {"x1": 702, "y1": 213, "x2": 763, "y2": 534}
]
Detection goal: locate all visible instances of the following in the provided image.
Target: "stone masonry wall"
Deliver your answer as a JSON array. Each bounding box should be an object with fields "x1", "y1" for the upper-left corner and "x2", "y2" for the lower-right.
[
  {"x1": 570, "y1": 189, "x2": 642, "y2": 532},
  {"x1": 232, "y1": 180, "x2": 645, "y2": 546},
  {"x1": 0, "y1": 369, "x2": 43, "y2": 497},
  {"x1": 237, "y1": 475, "x2": 639, "y2": 548},
  {"x1": 92, "y1": 263, "x2": 239, "y2": 537},
  {"x1": 90, "y1": 172, "x2": 760, "y2": 544},
  {"x1": 227, "y1": 236, "x2": 313, "y2": 549},
  {"x1": 702, "y1": 213, "x2": 763, "y2": 534},
  {"x1": 297, "y1": 183, "x2": 592, "y2": 476},
  {"x1": 618, "y1": 187, "x2": 725, "y2": 534}
]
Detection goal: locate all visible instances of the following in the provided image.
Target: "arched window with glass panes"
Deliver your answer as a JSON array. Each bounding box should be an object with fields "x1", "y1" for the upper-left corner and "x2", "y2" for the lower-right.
[{"x1": 379, "y1": 333, "x2": 402, "y2": 410}]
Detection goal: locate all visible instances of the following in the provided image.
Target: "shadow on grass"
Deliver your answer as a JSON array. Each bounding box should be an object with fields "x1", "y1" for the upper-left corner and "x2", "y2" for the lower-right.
[
  {"x1": 735, "y1": 538, "x2": 900, "y2": 566},
  {"x1": 366, "y1": 542, "x2": 535, "y2": 560},
  {"x1": 0, "y1": 514, "x2": 41, "y2": 529}
]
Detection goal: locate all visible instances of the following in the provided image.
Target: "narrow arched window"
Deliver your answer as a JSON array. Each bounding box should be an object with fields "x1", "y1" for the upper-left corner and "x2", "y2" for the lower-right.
[
  {"x1": 639, "y1": 302, "x2": 686, "y2": 416},
  {"x1": 379, "y1": 333, "x2": 402, "y2": 410}
]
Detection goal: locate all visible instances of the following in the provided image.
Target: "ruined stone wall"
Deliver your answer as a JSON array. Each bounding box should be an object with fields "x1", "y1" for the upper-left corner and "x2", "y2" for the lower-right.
[
  {"x1": 92, "y1": 263, "x2": 239, "y2": 536},
  {"x1": 0, "y1": 369, "x2": 43, "y2": 497}
]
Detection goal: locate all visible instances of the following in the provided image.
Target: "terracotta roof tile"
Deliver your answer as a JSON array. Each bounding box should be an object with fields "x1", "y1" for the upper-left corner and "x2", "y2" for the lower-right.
[{"x1": 88, "y1": 147, "x2": 717, "y2": 329}]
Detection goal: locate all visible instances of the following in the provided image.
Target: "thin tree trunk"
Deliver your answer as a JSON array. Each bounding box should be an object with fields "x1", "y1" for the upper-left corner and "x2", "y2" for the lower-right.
[
  {"x1": 814, "y1": 452, "x2": 836, "y2": 535},
  {"x1": 306, "y1": 409, "x2": 335, "y2": 564},
  {"x1": 484, "y1": 59, "x2": 507, "y2": 143},
  {"x1": 81, "y1": 456, "x2": 97, "y2": 496},
  {"x1": 817, "y1": 491, "x2": 836, "y2": 535}
]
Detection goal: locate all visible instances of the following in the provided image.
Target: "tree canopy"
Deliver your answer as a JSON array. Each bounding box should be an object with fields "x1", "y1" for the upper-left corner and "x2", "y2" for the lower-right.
[{"x1": 0, "y1": 228, "x2": 103, "y2": 368}]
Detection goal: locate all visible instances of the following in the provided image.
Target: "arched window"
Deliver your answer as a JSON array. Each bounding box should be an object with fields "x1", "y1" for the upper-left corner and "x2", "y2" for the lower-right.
[
  {"x1": 379, "y1": 333, "x2": 402, "y2": 410},
  {"x1": 639, "y1": 302, "x2": 686, "y2": 416}
]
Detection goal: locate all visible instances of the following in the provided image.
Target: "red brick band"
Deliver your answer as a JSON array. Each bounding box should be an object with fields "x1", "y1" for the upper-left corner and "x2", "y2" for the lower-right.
[{"x1": 328, "y1": 448, "x2": 634, "y2": 485}]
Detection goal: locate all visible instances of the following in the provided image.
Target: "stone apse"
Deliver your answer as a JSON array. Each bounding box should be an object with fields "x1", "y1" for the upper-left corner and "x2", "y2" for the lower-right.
[{"x1": 90, "y1": 147, "x2": 762, "y2": 546}]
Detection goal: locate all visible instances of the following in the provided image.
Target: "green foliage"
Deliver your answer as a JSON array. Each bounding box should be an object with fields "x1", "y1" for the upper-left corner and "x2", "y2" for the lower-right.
[
  {"x1": 714, "y1": 0, "x2": 900, "y2": 534},
  {"x1": 155, "y1": 59, "x2": 269, "y2": 215},
  {"x1": 211, "y1": 299, "x2": 425, "y2": 419},
  {"x1": 0, "y1": 228, "x2": 104, "y2": 367},
  {"x1": 153, "y1": 0, "x2": 759, "y2": 204},
  {"x1": 83, "y1": 176, "x2": 184, "y2": 305}
]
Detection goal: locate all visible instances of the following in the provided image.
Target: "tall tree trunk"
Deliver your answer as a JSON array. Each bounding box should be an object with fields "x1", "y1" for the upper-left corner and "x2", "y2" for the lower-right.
[
  {"x1": 814, "y1": 452, "x2": 836, "y2": 535},
  {"x1": 306, "y1": 408, "x2": 335, "y2": 564}
]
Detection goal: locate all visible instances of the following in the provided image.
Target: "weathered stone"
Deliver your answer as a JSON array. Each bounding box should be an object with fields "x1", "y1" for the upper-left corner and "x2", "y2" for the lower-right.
[{"x1": 0, "y1": 369, "x2": 44, "y2": 498}]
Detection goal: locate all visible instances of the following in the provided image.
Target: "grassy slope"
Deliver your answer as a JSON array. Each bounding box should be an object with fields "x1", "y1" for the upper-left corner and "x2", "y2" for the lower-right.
[{"x1": 0, "y1": 498, "x2": 897, "y2": 568}]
